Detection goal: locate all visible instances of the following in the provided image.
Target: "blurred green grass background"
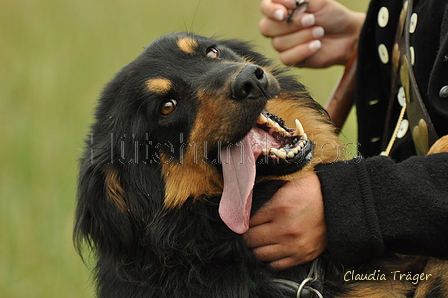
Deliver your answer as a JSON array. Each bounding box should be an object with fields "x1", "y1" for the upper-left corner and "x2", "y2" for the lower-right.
[{"x1": 0, "y1": 0, "x2": 367, "y2": 297}]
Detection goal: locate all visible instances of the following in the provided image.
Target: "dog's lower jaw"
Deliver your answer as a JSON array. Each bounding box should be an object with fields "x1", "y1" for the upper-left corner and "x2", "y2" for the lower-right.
[{"x1": 256, "y1": 139, "x2": 314, "y2": 177}]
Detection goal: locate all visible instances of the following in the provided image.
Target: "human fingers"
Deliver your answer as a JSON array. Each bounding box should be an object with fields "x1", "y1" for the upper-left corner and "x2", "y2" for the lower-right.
[
  {"x1": 243, "y1": 211, "x2": 275, "y2": 248},
  {"x1": 259, "y1": 13, "x2": 316, "y2": 38},
  {"x1": 250, "y1": 236, "x2": 326, "y2": 270},
  {"x1": 277, "y1": 39, "x2": 322, "y2": 66},
  {"x1": 243, "y1": 215, "x2": 276, "y2": 248},
  {"x1": 268, "y1": 250, "x2": 323, "y2": 271},
  {"x1": 271, "y1": 26, "x2": 324, "y2": 52},
  {"x1": 260, "y1": 0, "x2": 297, "y2": 21}
]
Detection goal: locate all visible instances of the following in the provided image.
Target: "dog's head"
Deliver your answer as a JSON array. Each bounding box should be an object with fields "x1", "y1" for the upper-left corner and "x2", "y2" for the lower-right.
[{"x1": 75, "y1": 33, "x2": 340, "y2": 251}]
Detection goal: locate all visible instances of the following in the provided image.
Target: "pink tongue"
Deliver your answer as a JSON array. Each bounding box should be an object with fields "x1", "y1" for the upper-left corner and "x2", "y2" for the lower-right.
[{"x1": 219, "y1": 127, "x2": 276, "y2": 234}]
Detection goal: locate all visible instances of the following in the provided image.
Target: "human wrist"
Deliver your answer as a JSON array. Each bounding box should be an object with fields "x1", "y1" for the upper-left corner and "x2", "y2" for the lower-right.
[{"x1": 315, "y1": 159, "x2": 385, "y2": 264}]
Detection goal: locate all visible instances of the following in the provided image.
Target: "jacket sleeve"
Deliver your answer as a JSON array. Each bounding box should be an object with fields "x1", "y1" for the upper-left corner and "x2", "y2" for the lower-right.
[{"x1": 315, "y1": 153, "x2": 448, "y2": 265}]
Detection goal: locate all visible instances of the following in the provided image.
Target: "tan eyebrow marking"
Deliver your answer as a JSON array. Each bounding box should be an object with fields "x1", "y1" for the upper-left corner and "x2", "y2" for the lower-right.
[
  {"x1": 146, "y1": 78, "x2": 172, "y2": 95},
  {"x1": 177, "y1": 37, "x2": 199, "y2": 54}
]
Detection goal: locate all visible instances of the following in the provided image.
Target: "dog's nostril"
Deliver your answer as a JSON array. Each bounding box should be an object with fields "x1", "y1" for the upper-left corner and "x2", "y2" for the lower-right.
[
  {"x1": 242, "y1": 82, "x2": 253, "y2": 96},
  {"x1": 232, "y1": 65, "x2": 269, "y2": 100},
  {"x1": 254, "y1": 67, "x2": 265, "y2": 80}
]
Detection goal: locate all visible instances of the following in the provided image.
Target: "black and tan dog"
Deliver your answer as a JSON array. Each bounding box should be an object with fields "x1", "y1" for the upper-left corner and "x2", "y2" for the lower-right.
[{"x1": 74, "y1": 32, "x2": 448, "y2": 297}]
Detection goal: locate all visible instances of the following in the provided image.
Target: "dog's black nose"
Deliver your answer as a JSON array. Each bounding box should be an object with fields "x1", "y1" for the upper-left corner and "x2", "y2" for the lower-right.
[{"x1": 231, "y1": 65, "x2": 269, "y2": 100}]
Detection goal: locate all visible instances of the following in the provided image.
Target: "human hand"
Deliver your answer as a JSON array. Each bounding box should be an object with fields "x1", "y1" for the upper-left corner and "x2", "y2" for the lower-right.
[
  {"x1": 243, "y1": 174, "x2": 327, "y2": 270},
  {"x1": 259, "y1": 0, "x2": 365, "y2": 67}
]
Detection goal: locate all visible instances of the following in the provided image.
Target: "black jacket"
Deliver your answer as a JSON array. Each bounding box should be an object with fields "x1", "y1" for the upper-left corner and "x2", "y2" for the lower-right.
[{"x1": 316, "y1": 0, "x2": 448, "y2": 265}]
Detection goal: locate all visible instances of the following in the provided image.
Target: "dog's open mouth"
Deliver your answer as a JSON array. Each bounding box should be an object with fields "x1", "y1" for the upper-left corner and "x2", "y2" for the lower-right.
[
  {"x1": 219, "y1": 111, "x2": 313, "y2": 234},
  {"x1": 255, "y1": 111, "x2": 313, "y2": 172}
]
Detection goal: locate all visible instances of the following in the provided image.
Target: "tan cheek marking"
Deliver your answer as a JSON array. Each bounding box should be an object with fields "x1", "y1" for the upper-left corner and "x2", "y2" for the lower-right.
[
  {"x1": 189, "y1": 89, "x2": 234, "y2": 145},
  {"x1": 146, "y1": 78, "x2": 172, "y2": 95},
  {"x1": 161, "y1": 154, "x2": 223, "y2": 210},
  {"x1": 161, "y1": 90, "x2": 231, "y2": 209},
  {"x1": 177, "y1": 37, "x2": 199, "y2": 54}
]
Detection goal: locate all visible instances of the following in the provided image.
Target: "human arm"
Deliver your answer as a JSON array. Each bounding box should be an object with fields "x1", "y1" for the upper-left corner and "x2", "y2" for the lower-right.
[
  {"x1": 244, "y1": 153, "x2": 448, "y2": 269},
  {"x1": 317, "y1": 154, "x2": 448, "y2": 264},
  {"x1": 259, "y1": 0, "x2": 365, "y2": 67}
]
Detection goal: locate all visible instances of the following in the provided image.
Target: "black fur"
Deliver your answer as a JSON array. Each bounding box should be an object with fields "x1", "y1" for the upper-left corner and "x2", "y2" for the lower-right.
[
  {"x1": 74, "y1": 32, "x2": 437, "y2": 298},
  {"x1": 75, "y1": 32, "x2": 319, "y2": 298}
]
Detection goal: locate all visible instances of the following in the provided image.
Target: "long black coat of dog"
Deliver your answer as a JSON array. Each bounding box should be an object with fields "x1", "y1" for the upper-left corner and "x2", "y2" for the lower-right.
[{"x1": 74, "y1": 32, "x2": 447, "y2": 298}]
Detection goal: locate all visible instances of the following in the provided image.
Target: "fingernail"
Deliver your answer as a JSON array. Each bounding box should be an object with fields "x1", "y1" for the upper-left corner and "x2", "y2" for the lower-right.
[
  {"x1": 312, "y1": 26, "x2": 325, "y2": 39},
  {"x1": 301, "y1": 14, "x2": 315, "y2": 27},
  {"x1": 308, "y1": 40, "x2": 322, "y2": 51},
  {"x1": 274, "y1": 9, "x2": 285, "y2": 21}
]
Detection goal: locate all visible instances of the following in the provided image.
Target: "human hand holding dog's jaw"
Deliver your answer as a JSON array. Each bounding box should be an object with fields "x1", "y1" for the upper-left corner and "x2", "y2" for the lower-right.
[
  {"x1": 259, "y1": 0, "x2": 365, "y2": 67},
  {"x1": 243, "y1": 174, "x2": 327, "y2": 270}
]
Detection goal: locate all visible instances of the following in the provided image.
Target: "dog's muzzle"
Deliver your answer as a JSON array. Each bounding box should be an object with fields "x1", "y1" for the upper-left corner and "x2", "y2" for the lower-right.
[{"x1": 231, "y1": 65, "x2": 269, "y2": 100}]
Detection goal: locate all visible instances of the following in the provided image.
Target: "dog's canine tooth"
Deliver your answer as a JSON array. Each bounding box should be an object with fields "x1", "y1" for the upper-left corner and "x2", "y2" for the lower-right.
[
  {"x1": 257, "y1": 114, "x2": 268, "y2": 125},
  {"x1": 293, "y1": 119, "x2": 305, "y2": 137},
  {"x1": 302, "y1": 133, "x2": 308, "y2": 141}
]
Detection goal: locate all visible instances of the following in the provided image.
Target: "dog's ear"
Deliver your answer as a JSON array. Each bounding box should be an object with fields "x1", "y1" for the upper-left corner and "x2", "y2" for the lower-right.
[
  {"x1": 219, "y1": 39, "x2": 272, "y2": 68},
  {"x1": 74, "y1": 162, "x2": 135, "y2": 256},
  {"x1": 74, "y1": 141, "x2": 167, "y2": 256}
]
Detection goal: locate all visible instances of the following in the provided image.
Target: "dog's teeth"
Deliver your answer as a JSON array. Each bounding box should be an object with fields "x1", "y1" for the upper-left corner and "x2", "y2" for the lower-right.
[
  {"x1": 293, "y1": 119, "x2": 305, "y2": 137},
  {"x1": 271, "y1": 148, "x2": 287, "y2": 159},
  {"x1": 278, "y1": 152, "x2": 287, "y2": 159},
  {"x1": 274, "y1": 123, "x2": 287, "y2": 134},
  {"x1": 267, "y1": 118, "x2": 276, "y2": 128},
  {"x1": 273, "y1": 123, "x2": 280, "y2": 132},
  {"x1": 287, "y1": 151, "x2": 295, "y2": 158},
  {"x1": 262, "y1": 148, "x2": 271, "y2": 155},
  {"x1": 270, "y1": 148, "x2": 280, "y2": 156},
  {"x1": 302, "y1": 133, "x2": 308, "y2": 141},
  {"x1": 257, "y1": 114, "x2": 268, "y2": 125}
]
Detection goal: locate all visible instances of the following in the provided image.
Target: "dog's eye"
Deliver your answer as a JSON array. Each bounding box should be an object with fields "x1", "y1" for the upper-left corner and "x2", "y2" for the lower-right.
[
  {"x1": 160, "y1": 99, "x2": 177, "y2": 115},
  {"x1": 206, "y1": 47, "x2": 219, "y2": 59}
]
